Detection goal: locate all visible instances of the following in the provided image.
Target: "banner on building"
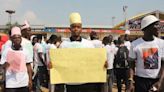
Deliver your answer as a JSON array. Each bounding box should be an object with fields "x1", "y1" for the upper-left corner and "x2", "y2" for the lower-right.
[{"x1": 56, "y1": 29, "x2": 124, "y2": 33}]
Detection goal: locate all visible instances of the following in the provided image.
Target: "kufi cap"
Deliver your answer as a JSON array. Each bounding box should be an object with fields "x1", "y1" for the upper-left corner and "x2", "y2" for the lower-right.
[
  {"x1": 21, "y1": 20, "x2": 30, "y2": 30},
  {"x1": 69, "y1": 12, "x2": 82, "y2": 25},
  {"x1": 11, "y1": 27, "x2": 21, "y2": 36},
  {"x1": 125, "y1": 30, "x2": 130, "y2": 35}
]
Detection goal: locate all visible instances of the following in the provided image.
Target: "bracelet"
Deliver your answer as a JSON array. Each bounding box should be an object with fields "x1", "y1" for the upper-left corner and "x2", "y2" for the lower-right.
[
  {"x1": 128, "y1": 78, "x2": 133, "y2": 81},
  {"x1": 128, "y1": 78, "x2": 134, "y2": 83}
]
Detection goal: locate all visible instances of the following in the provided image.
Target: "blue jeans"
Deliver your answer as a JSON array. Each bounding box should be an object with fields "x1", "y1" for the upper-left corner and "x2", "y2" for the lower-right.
[
  {"x1": 104, "y1": 69, "x2": 114, "y2": 92},
  {"x1": 107, "y1": 69, "x2": 114, "y2": 92}
]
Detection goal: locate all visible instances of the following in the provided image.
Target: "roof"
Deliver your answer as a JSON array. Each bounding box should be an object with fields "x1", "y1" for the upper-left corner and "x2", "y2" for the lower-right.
[
  {"x1": 45, "y1": 25, "x2": 112, "y2": 29},
  {"x1": 113, "y1": 10, "x2": 164, "y2": 29}
]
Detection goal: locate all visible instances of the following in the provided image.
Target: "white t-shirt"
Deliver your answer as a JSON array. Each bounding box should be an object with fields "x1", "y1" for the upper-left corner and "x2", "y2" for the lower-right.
[
  {"x1": 41, "y1": 40, "x2": 47, "y2": 54},
  {"x1": 124, "y1": 41, "x2": 131, "y2": 51},
  {"x1": 46, "y1": 43, "x2": 57, "y2": 66},
  {"x1": 129, "y1": 37, "x2": 164, "y2": 78},
  {"x1": 46, "y1": 43, "x2": 57, "y2": 51},
  {"x1": 33, "y1": 43, "x2": 44, "y2": 66},
  {"x1": 91, "y1": 40, "x2": 103, "y2": 48},
  {"x1": 104, "y1": 44, "x2": 118, "y2": 69},
  {"x1": 0, "y1": 47, "x2": 32, "y2": 88},
  {"x1": 1, "y1": 38, "x2": 33, "y2": 62},
  {"x1": 60, "y1": 38, "x2": 94, "y2": 48}
]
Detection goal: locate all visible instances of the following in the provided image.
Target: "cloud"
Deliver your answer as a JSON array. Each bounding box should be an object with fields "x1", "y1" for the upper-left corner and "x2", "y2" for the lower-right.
[
  {"x1": 20, "y1": 11, "x2": 43, "y2": 25},
  {"x1": 0, "y1": 0, "x2": 22, "y2": 25},
  {"x1": 0, "y1": 0, "x2": 22, "y2": 10},
  {"x1": 24, "y1": 11, "x2": 37, "y2": 21}
]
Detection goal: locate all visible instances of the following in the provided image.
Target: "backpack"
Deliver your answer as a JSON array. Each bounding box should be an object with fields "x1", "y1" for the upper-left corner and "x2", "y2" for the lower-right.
[{"x1": 114, "y1": 46, "x2": 129, "y2": 68}]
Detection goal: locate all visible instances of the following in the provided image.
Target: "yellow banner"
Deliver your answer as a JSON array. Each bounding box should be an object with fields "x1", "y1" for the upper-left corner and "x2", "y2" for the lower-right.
[{"x1": 49, "y1": 48, "x2": 107, "y2": 84}]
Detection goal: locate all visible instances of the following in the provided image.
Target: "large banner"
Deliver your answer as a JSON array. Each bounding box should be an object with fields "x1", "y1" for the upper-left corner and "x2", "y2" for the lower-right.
[{"x1": 49, "y1": 48, "x2": 107, "y2": 84}]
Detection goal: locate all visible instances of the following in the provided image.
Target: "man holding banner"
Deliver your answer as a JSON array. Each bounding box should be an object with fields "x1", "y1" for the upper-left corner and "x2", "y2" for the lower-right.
[{"x1": 49, "y1": 12, "x2": 107, "y2": 92}]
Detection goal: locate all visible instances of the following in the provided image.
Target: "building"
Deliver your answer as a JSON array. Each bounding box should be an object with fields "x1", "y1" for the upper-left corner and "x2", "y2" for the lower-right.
[
  {"x1": 0, "y1": 24, "x2": 125, "y2": 40},
  {"x1": 113, "y1": 10, "x2": 164, "y2": 40}
]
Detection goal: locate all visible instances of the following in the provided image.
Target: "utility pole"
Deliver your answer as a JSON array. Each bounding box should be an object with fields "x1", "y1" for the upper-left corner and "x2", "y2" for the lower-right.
[
  {"x1": 112, "y1": 16, "x2": 115, "y2": 28},
  {"x1": 5, "y1": 10, "x2": 15, "y2": 29},
  {"x1": 123, "y1": 6, "x2": 128, "y2": 30}
]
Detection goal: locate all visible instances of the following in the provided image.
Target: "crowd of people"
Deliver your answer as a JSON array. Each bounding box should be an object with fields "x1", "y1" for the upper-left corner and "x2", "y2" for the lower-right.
[{"x1": 0, "y1": 12, "x2": 163, "y2": 92}]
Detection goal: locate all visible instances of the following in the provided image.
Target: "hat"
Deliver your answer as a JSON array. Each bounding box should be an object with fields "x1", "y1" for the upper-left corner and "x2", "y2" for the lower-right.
[
  {"x1": 141, "y1": 15, "x2": 159, "y2": 30},
  {"x1": 125, "y1": 30, "x2": 130, "y2": 35},
  {"x1": 21, "y1": 20, "x2": 30, "y2": 30},
  {"x1": 69, "y1": 12, "x2": 82, "y2": 25},
  {"x1": 11, "y1": 27, "x2": 21, "y2": 36}
]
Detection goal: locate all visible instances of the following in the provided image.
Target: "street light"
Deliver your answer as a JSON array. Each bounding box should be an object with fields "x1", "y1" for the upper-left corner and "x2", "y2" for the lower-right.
[
  {"x1": 112, "y1": 16, "x2": 115, "y2": 27},
  {"x1": 123, "y1": 6, "x2": 128, "y2": 30},
  {"x1": 5, "y1": 10, "x2": 15, "y2": 26}
]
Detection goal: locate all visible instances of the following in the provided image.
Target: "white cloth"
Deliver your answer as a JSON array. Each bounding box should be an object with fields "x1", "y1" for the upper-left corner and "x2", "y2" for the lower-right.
[
  {"x1": 41, "y1": 40, "x2": 47, "y2": 54},
  {"x1": 104, "y1": 44, "x2": 118, "y2": 69},
  {"x1": 60, "y1": 38, "x2": 94, "y2": 48},
  {"x1": 33, "y1": 43, "x2": 44, "y2": 66},
  {"x1": 124, "y1": 41, "x2": 131, "y2": 51},
  {"x1": 0, "y1": 47, "x2": 32, "y2": 88},
  {"x1": 129, "y1": 37, "x2": 164, "y2": 78},
  {"x1": 21, "y1": 38, "x2": 34, "y2": 61},
  {"x1": 2, "y1": 38, "x2": 33, "y2": 62},
  {"x1": 46, "y1": 43, "x2": 57, "y2": 67},
  {"x1": 91, "y1": 40, "x2": 103, "y2": 48},
  {"x1": 1, "y1": 40, "x2": 11, "y2": 55},
  {"x1": 2, "y1": 38, "x2": 33, "y2": 69}
]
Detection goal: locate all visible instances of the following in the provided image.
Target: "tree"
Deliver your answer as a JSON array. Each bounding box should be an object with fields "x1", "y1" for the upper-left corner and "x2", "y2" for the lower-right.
[{"x1": 4, "y1": 22, "x2": 19, "y2": 34}]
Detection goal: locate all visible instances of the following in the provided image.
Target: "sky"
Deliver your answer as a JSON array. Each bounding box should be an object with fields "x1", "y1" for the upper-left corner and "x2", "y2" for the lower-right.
[{"x1": 0, "y1": 0, "x2": 164, "y2": 27}]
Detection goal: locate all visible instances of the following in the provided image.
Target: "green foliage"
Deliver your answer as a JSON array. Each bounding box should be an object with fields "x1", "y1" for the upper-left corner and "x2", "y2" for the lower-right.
[{"x1": 4, "y1": 22, "x2": 19, "y2": 34}]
